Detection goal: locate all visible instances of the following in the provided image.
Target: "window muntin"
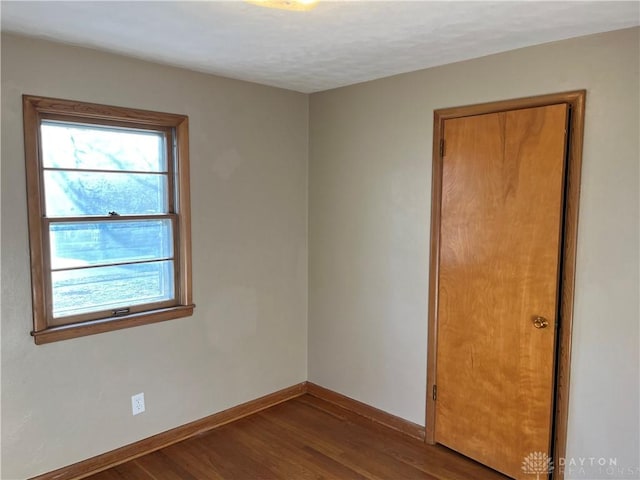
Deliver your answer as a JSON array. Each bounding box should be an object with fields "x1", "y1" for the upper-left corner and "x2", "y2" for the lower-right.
[{"x1": 24, "y1": 96, "x2": 194, "y2": 344}]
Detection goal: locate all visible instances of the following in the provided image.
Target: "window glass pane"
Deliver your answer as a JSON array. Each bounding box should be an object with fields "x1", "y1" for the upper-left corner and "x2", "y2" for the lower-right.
[
  {"x1": 44, "y1": 170, "x2": 168, "y2": 216},
  {"x1": 41, "y1": 122, "x2": 166, "y2": 172},
  {"x1": 50, "y1": 220, "x2": 173, "y2": 269},
  {"x1": 52, "y1": 260, "x2": 174, "y2": 318}
]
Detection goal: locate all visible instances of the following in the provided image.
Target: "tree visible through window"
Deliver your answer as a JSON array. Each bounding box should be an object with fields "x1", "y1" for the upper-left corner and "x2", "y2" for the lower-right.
[{"x1": 23, "y1": 96, "x2": 194, "y2": 344}]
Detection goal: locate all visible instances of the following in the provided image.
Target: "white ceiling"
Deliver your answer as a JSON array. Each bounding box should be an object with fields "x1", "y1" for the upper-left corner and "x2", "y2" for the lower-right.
[{"x1": 1, "y1": 1, "x2": 638, "y2": 93}]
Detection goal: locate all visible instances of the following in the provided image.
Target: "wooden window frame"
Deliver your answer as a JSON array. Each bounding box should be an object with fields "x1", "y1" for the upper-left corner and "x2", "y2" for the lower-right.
[{"x1": 23, "y1": 95, "x2": 194, "y2": 345}]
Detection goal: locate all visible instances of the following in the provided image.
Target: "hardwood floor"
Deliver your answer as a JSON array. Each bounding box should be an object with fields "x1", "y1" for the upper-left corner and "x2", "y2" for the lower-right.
[{"x1": 87, "y1": 395, "x2": 510, "y2": 480}]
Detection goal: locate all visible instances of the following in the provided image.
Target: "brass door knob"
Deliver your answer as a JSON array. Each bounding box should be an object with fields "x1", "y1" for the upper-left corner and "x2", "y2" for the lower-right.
[{"x1": 532, "y1": 316, "x2": 549, "y2": 329}]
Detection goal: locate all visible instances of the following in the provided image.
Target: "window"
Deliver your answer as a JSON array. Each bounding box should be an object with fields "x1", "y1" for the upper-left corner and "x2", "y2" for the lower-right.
[{"x1": 23, "y1": 96, "x2": 194, "y2": 344}]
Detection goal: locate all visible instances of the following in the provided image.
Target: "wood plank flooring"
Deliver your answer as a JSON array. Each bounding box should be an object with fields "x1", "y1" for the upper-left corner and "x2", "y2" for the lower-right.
[{"x1": 87, "y1": 395, "x2": 510, "y2": 480}]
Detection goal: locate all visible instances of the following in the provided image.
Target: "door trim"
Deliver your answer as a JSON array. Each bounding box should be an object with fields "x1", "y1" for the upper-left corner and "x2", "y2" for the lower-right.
[{"x1": 425, "y1": 90, "x2": 586, "y2": 480}]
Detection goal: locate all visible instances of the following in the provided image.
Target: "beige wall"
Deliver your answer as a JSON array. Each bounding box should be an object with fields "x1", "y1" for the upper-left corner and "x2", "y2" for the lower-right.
[
  {"x1": 2, "y1": 26, "x2": 639, "y2": 480},
  {"x1": 309, "y1": 26, "x2": 639, "y2": 476},
  {"x1": 1, "y1": 34, "x2": 308, "y2": 479}
]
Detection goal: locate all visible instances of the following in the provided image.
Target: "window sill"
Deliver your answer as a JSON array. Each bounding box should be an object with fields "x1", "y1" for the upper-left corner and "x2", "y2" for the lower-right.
[{"x1": 31, "y1": 305, "x2": 195, "y2": 345}]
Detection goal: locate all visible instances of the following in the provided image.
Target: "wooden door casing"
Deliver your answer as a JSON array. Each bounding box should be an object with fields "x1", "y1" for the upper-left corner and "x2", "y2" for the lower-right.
[
  {"x1": 426, "y1": 91, "x2": 586, "y2": 480},
  {"x1": 433, "y1": 104, "x2": 568, "y2": 479}
]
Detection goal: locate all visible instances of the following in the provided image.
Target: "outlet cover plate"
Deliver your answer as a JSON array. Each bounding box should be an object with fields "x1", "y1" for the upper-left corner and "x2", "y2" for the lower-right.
[{"x1": 131, "y1": 392, "x2": 145, "y2": 415}]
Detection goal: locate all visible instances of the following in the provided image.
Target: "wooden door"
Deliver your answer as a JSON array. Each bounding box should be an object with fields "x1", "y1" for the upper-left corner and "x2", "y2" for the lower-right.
[{"x1": 434, "y1": 104, "x2": 568, "y2": 479}]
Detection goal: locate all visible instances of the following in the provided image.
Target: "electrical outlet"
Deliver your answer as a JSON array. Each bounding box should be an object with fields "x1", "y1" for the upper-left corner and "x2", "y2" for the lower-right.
[{"x1": 131, "y1": 393, "x2": 145, "y2": 415}]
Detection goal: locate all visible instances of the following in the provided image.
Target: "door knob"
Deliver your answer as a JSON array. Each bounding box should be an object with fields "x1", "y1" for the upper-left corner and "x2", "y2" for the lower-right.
[{"x1": 532, "y1": 316, "x2": 549, "y2": 329}]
